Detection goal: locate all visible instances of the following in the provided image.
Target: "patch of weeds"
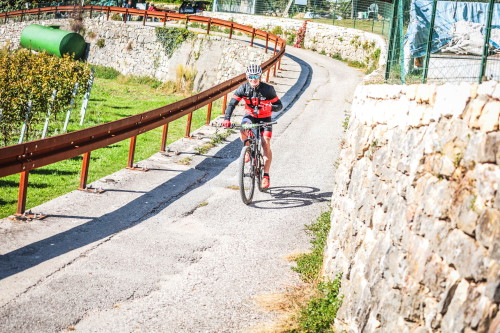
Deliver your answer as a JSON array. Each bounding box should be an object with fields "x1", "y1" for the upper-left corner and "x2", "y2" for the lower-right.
[
  {"x1": 195, "y1": 130, "x2": 233, "y2": 155},
  {"x1": 342, "y1": 114, "x2": 350, "y2": 131},
  {"x1": 293, "y1": 210, "x2": 332, "y2": 282},
  {"x1": 198, "y1": 201, "x2": 208, "y2": 208},
  {"x1": 87, "y1": 31, "x2": 96, "y2": 38},
  {"x1": 454, "y1": 152, "x2": 463, "y2": 167},
  {"x1": 155, "y1": 27, "x2": 195, "y2": 58},
  {"x1": 333, "y1": 158, "x2": 341, "y2": 169},
  {"x1": 177, "y1": 156, "x2": 192, "y2": 165},
  {"x1": 295, "y1": 274, "x2": 343, "y2": 333},
  {"x1": 96, "y1": 38, "x2": 105, "y2": 48},
  {"x1": 92, "y1": 65, "x2": 120, "y2": 79},
  {"x1": 347, "y1": 60, "x2": 366, "y2": 69},
  {"x1": 225, "y1": 185, "x2": 239, "y2": 190},
  {"x1": 469, "y1": 195, "x2": 477, "y2": 212},
  {"x1": 320, "y1": 50, "x2": 326, "y2": 55}
]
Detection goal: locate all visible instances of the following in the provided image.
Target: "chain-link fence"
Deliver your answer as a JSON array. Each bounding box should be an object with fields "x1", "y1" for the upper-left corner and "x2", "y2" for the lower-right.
[
  {"x1": 386, "y1": 0, "x2": 500, "y2": 84},
  {"x1": 213, "y1": 0, "x2": 394, "y2": 36}
]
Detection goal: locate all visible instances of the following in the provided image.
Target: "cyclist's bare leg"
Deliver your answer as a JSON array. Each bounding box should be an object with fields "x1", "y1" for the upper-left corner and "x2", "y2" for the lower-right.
[
  {"x1": 262, "y1": 136, "x2": 272, "y2": 174},
  {"x1": 240, "y1": 130, "x2": 249, "y2": 145}
]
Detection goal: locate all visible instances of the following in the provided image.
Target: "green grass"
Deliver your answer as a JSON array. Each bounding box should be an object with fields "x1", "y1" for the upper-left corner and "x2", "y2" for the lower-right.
[
  {"x1": 286, "y1": 208, "x2": 343, "y2": 333},
  {"x1": 0, "y1": 75, "x2": 223, "y2": 218},
  {"x1": 293, "y1": 210, "x2": 333, "y2": 283}
]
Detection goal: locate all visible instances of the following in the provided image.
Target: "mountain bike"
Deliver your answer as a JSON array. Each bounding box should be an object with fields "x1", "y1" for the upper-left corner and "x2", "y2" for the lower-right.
[{"x1": 237, "y1": 121, "x2": 277, "y2": 205}]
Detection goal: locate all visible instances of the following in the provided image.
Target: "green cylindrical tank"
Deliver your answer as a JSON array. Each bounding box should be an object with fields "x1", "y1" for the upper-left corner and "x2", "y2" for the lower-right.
[{"x1": 20, "y1": 24, "x2": 86, "y2": 60}]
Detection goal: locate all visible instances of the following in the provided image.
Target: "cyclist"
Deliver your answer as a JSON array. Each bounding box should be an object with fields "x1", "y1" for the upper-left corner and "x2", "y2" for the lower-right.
[{"x1": 222, "y1": 64, "x2": 282, "y2": 189}]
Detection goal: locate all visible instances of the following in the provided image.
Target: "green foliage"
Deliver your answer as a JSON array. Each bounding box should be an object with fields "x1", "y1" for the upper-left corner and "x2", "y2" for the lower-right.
[
  {"x1": 155, "y1": 27, "x2": 195, "y2": 58},
  {"x1": 295, "y1": 275, "x2": 343, "y2": 333},
  {"x1": 92, "y1": 64, "x2": 120, "y2": 79},
  {"x1": 293, "y1": 210, "x2": 332, "y2": 282},
  {"x1": 0, "y1": 76, "x2": 223, "y2": 218},
  {"x1": 271, "y1": 25, "x2": 283, "y2": 36},
  {"x1": 96, "y1": 38, "x2": 105, "y2": 48},
  {"x1": 0, "y1": 48, "x2": 91, "y2": 145}
]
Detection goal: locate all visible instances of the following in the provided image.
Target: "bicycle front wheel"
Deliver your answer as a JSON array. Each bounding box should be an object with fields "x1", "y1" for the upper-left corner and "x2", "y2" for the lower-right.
[{"x1": 238, "y1": 145, "x2": 255, "y2": 205}]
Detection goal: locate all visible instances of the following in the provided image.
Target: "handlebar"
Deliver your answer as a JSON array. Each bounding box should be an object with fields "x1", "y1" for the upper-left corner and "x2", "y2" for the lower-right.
[{"x1": 213, "y1": 121, "x2": 277, "y2": 129}]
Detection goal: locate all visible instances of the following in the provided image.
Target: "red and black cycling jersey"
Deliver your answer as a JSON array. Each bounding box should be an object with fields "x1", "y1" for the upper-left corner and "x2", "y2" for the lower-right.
[{"x1": 224, "y1": 82, "x2": 283, "y2": 119}]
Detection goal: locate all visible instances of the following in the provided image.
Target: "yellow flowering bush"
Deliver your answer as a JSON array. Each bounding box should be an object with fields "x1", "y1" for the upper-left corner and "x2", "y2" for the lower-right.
[{"x1": 0, "y1": 48, "x2": 91, "y2": 146}]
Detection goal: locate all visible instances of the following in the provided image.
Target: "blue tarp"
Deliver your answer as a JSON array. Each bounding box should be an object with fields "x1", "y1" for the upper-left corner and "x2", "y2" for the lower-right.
[{"x1": 406, "y1": 0, "x2": 500, "y2": 57}]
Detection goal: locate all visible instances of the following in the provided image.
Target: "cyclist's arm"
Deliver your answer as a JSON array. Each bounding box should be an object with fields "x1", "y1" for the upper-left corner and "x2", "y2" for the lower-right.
[
  {"x1": 268, "y1": 86, "x2": 282, "y2": 112},
  {"x1": 224, "y1": 86, "x2": 245, "y2": 120}
]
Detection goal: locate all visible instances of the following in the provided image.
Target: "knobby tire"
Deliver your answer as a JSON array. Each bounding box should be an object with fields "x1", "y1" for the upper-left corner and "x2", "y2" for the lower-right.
[{"x1": 239, "y1": 145, "x2": 255, "y2": 205}]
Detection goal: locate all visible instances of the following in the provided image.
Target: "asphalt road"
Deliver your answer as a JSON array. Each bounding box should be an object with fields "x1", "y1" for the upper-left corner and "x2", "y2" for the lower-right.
[{"x1": 0, "y1": 46, "x2": 362, "y2": 332}]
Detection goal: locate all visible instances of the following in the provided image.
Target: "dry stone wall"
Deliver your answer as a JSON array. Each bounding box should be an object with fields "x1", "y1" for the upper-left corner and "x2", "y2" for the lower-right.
[
  {"x1": 0, "y1": 17, "x2": 270, "y2": 91},
  {"x1": 323, "y1": 81, "x2": 500, "y2": 332},
  {"x1": 203, "y1": 12, "x2": 386, "y2": 81}
]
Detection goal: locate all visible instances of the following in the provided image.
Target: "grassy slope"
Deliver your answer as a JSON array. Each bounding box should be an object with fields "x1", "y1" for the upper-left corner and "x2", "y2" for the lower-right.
[{"x1": 0, "y1": 77, "x2": 222, "y2": 218}]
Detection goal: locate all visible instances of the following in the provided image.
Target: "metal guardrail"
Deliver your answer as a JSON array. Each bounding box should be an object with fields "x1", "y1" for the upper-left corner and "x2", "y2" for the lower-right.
[{"x1": 0, "y1": 6, "x2": 286, "y2": 217}]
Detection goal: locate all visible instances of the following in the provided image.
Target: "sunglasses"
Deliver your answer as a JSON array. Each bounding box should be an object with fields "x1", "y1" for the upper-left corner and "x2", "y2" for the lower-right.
[{"x1": 247, "y1": 75, "x2": 261, "y2": 80}]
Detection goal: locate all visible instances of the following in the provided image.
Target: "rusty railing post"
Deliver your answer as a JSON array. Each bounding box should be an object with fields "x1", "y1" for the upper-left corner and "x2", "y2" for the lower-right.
[
  {"x1": 250, "y1": 28, "x2": 255, "y2": 47},
  {"x1": 266, "y1": 68, "x2": 270, "y2": 82},
  {"x1": 274, "y1": 38, "x2": 278, "y2": 55},
  {"x1": 206, "y1": 18, "x2": 211, "y2": 34},
  {"x1": 124, "y1": 9, "x2": 128, "y2": 23},
  {"x1": 90, "y1": 6, "x2": 93, "y2": 18},
  {"x1": 229, "y1": 22, "x2": 233, "y2": 39},
  {"x1": 143, "y1": 11, "x2": 147, "y2": 25},
  {"x1": 222, "y1": 94, "x2": 228, "y2": 115},
  {"x1": 20, "y1": 9, "x2": 24, "y2": 22},
  {"x1": 37, "y1": 7, "x2": 40, "y2": 20},
  {"x1": 106, "y1": 6, "x2": 110, "y2": 20},
  {"x1": 160, "y1": 123, "x2": 169, "y2": 152},
  {"x1": 78, "y1": 152, "x2": 91, "y2": 190},
  {"x1": 127, "y1": 136, "x2": 137, "y2": 168},
  {"x1": 164, "y1": 12, "x2": 167, "y2": 27},
  {"x1": 16, "y1": 171, "x2": 29, "y2": 215},
  {"x1": 265, "y1": 33, "x2": 269, "y2": 53},
  {"x1": 185, "y1": 112, "x2": 193, "y2": 138},
  {"x1": 273, "y1": 64, "x2": 277, "y2": 77},
  {"x1": 206, "y1": 102, "x2": 212, "y2": 125}
]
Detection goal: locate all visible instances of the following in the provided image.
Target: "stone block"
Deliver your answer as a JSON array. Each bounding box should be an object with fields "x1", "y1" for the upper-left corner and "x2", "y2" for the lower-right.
[
  {"x1": 477, "y1": 80, "x2": 497, "y2": 96},
  {"x1": 434, "y1": 83, "x2": 471, "y2": 119},
  {"x1": 478, "y1": 101, "x2": 500, "y2": 132},
  {"x1": 485, "y1": 262, "x2": 500, "y2": 302},
  {"x1": 443, "y1": 229, "x2": 489, "y2": 281},
  {"x1": 463, "y1": 94, "x2": 488, "y2": 127},
  {"x1": 476, "y1": 208, "x2": 500, "y2": 251},
  {"x1": 472, "y1": 164, "x2": 500, "y2": 205},
  {"x1": 464, "y1": 132, "x2": 499, "y2": 165},
  {"x1": 416, "y1": 84, "x2": 437, "y2": 105},
  {"x1": 441, "y1": 278, "x2": 468, "y2": 332},
  {"x1": 450, "y1": 193, "x2": 479, "y2": 236}
]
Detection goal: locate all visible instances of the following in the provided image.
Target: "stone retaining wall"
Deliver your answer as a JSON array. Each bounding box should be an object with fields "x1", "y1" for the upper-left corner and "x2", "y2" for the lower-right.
[
  {"x1": 0, "y1": 17, "x2": 270, "y2": 91},
  {"x1": 203, "y1": 12, "x2": 386, "y2": 81},
  {"x1": 323, "y1": 81, "x2": 500, "y2": 332}
]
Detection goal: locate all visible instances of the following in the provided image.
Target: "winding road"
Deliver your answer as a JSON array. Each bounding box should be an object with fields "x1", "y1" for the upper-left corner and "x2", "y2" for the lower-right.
[{"x1": 0, "y1": 45, "x2": 362, "y2": 332}]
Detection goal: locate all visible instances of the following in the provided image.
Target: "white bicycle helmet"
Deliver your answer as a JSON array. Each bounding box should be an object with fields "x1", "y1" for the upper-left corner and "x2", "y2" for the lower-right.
[{"x1": 246, "y1": 64, "x2": 262, "y2": 76}]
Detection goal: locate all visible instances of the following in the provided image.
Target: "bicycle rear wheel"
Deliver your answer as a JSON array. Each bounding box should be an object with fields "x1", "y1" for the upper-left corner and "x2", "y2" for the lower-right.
[{"x1": 238, "y1": 145, "x2": 255, "y2": 205}]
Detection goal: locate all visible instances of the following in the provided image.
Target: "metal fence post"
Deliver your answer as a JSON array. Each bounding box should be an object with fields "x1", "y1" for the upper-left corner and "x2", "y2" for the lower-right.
[
  {"x1": 206, "y1": 18, "x2": 211, "y2": 34},
  {"x1": 265, "y1": 33, "x2": 269, "y2": 53},
  {"x1": 127, "y1": 136, "x2": 137, "y2": 168},
  {"x1": 160, "y1": 123, "x2": 169, "y2": 152},
  {"x1": 229, "y1": 22, "x2": 233, "y2": 39},
  {"x1": 250, "y1": 28, "x2": 255, "y2": 46},
  {"x1": 185, "y1": 112, "x2": 193, "y2": 137},
  {"x1": 222, "y1": 95, "x2": 227, "y2": 115},
  {"x1": 78, "y1": 152, "x2": 91, "y2": 190},
  {"x1": 16, "y1": 171, "x2": 29, "y2": 215},
  {"x1": 384, "y1": 0, "x2": 399, "y2": 81},
  {"x1": 479, "y1": 0, "x2": 495, "y2": 83},
  {"x1": 422, "y1": 0, "x2": 437, "y2": 83},
  {"x1": 206, "y1": 102, "x2": 212, "y2": 125}
]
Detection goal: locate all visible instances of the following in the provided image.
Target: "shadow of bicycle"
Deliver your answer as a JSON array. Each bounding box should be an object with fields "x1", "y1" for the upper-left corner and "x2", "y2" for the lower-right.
[{"x1": 250, "y1": 186, "x2": 332, "y2": 209}]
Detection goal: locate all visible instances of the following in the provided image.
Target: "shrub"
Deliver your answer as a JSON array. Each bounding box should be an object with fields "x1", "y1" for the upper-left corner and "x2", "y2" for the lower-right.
[
  {"x1": 96, "y1": 38, "x2": 105, "y2": 48},
  {"x1": 155, "y1": 27, "x2": 195, "y2": 58},
  {"x1": 0, "y1": 48, "x2": 91, "y2": 145}
]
